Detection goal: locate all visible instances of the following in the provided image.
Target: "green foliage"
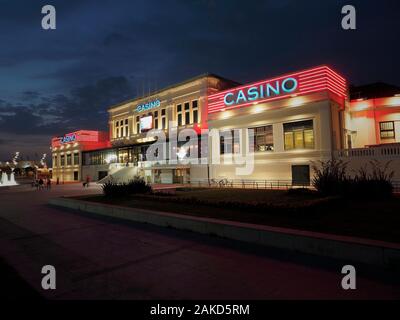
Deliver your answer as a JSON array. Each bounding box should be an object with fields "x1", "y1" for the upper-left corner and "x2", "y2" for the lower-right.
[
  {"x1": 312, "y1": 160, "x2": 394, "y2": 199},
  {"x1": 102, "y1": 176, "x2": 152, "y2": 197}
]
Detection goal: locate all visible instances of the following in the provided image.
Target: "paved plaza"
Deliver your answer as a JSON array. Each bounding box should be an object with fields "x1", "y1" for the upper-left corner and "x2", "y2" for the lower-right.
[{"x1": 0, "y1": 183, "x2": 399, "y2": 299}]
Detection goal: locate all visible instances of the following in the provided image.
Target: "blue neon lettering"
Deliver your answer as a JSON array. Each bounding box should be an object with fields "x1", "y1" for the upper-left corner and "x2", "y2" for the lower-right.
[
  {"x1": 266, "y1": 81, "x2": 280, "y2": 97},
  {"x1": 136, "y1": 99, "x2": 161, "y2": 112},
  {"x1": 282, "y1": 77, "x2": 298, "y2": 93},
  {"x1": 236, "y1": 90, "x2": 247, "y2": 104},
  {"x1": 247, "y1": 87, "x2": 259, "y2": 101},
  {"x1": 61, "y1": 134, "x2": 76, "y2": 144},
  {"x1": 224, "y1": 93, "x2": 235, "y2": 106}
]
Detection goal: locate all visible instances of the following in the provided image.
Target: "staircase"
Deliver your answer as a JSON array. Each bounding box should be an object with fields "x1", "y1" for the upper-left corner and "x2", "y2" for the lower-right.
[{"x1": 97, "y1": 166, "x2": 139, "y2": 185}]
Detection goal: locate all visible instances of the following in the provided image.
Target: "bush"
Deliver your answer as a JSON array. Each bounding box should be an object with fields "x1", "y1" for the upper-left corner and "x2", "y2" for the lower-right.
[
  {"x1": 311, "y1": 160, "x2": 348, "y2": 196},
  {"x1": 102, "y1": 176, "x2": 152, "y2": 197},
  {"x1": 312, "y1": 160, "x2": 394, "y2": 199}
]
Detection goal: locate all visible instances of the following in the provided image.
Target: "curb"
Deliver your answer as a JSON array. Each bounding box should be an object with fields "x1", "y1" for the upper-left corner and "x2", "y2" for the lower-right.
[{"x1": 49, "y1": 197, "x2": 400, "y2": 268}]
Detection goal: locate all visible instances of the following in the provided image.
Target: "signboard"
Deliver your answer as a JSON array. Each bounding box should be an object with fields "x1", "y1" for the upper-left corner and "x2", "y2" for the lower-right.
[
  {"x1": 60, "y1": 133, "x2": 76, "y2": 144},
  {"x1": 208, "y1": 66, "x2": 347, "y2": 114},
  {"x1": 136, "y1": 99, "x2": 161, "y2": 113},
  {"x1": 223, "y1": 77, "x2": 298, "y2": 107},
  {"x1": 140, "y1": 115, "x2": 153, "y2": 132}
]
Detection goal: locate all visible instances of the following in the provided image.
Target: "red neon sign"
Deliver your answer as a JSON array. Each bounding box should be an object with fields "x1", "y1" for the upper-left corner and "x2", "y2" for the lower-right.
[{"x1": 207, "y1": 66, "x2": 347, "y2": 114}]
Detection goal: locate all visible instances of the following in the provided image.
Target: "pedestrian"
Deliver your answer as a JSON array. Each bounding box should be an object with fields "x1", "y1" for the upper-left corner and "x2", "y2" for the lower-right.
[
  {"x1": 47, "y1": 178, "x2": 52, "y2": 190},
  {"x1": 85, "y1": 175, "x2": 90, "y2": 188},
  {"x1": 39, "y1": 178, "x2": 44, "y2": 190},
  {"x1": 56, "y1": 177, "x2": 59, "y2": 185}
]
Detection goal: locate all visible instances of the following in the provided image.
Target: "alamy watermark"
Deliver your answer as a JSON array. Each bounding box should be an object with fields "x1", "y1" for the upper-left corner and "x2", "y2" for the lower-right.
[{"x1": 143, "y1": 123, "x2": 255, "y2": 176}]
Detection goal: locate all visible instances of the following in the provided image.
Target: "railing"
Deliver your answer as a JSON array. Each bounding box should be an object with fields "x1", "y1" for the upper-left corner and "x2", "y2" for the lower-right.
[
  {"x1": 189, "y1": 179, "x2": 310, "y2": 190},
  {"x1": 393, "y1": 181, "x2": 400, "y2": 193},
  {"x1": 335, "y1": 144, "x2": 400, "y2": 158},
  {"x1": 189, "y1": 179, "x2": 400, "y2": 192}
]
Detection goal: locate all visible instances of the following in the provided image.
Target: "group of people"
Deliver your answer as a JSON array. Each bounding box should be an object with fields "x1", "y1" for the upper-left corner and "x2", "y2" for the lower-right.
[
  {"x1": 31, "y1": 176, "x2": 92, "y2": 190},
  {"x1": 32, "y1": 178, "x2": 52, "y2": 190}
]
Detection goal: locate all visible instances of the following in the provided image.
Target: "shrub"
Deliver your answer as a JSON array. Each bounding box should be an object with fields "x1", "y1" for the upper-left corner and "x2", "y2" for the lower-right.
[
  {"x1": 349, "y1": 160, "x2": 394, "y2": 199},
  {"x1": 102, "y1": 176, "x2": 152, "y2": 197},
  {"x1": 312, "y1": 160, "x2": 394, "y2": 199},
  {"x1": 311, "y1": 160, "x2": 349, "y2": 196}
]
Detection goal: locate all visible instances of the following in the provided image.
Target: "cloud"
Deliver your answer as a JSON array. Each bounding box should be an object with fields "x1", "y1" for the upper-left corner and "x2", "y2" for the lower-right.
[{"x1": 0, "y1": 75, "x2": 133, "y2": 159}]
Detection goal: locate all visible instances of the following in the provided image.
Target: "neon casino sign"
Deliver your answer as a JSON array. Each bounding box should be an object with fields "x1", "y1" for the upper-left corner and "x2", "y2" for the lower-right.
[
  {"x1": 136, "y1": 99, "x2": 161, "y2": 113},
  {"x1": 207, "y1": 66, "x2": 347, "y2": 114},
  {"x1": 224, "y1": 77, "x2": 298, "y2": 107},
  {"x1": 60, "y1": 133, "x2": 76, "y2": 144}
]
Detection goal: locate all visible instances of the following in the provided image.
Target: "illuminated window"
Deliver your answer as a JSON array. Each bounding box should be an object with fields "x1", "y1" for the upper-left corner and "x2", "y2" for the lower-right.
[
  {"x1": 284, "y1": 120, "x2": 314, "y2": 150},
  {"x1": 60, "y1": 154, "x2": 65, "y2": 166},
  {"x1": 380, "y1": 121, "x2": 395, "y2": 139},
  {"x1": 249, "y1": 125, "x2": 274, "y2": 152}
]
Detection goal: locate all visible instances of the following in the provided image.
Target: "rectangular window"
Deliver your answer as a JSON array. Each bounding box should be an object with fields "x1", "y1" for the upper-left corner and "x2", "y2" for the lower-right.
[
  {"x1": 380, "y1": 121, "x2": 395, "y2": 139},
  {"x1": 185, "y1": 110, "x2": 190, "y2": 124},
  {"x1": 177, "y1": 104, "x2": 182, "y2": 126},
  {"x1": 192, "y1": 100, "x2": 198, "y2": 123},
  {"x1": 284, "y1": 120, "x2": 314, "y2": 150},
  {"x1": 193, "y1": 110, "x2": 198, "y2": 124},
  {"x1": 73, "y1": 153, "x2": 79, "y2": 165},
  {"x1": 154, "y1": 111, "x2": 159, "y2": 129},
  {"x1": 67, "y1": 154, "x2": 72, "y2": 166},
  {"x1": 160, "y1": 109, "x2": 166, "y2": 129},
  {"x1": 220, "y1": 130, "x2": 240, "y2": 154},
  {"x1": 184, "y1": 102, "x2": 190, "y2": 125},
  {"x1": 136, "y1": 116, "x2": 140, "y2": 133},
  {"x1": 124, "y1": 119, "x2": 129, "y2": 137},
  {"x1": 250, "y1": 125, "x2": 274, "y2": 152},
  {"x1": 60, "y1": 155, "x2": 65, "y2": 166}
]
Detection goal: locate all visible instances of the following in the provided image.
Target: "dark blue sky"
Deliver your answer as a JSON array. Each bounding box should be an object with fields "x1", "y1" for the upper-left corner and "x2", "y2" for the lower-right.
[{"x1": 0, "y1": 0, "x2": 399, "y2": 160}]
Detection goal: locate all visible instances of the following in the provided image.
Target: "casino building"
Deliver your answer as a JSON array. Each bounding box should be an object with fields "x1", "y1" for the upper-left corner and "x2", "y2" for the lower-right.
[
  {"x1": 80, "y1": 74, "x2": 238, "y2": 184},
  {"x1": 51, "y1": 130, "x2": 110, "y2": 182},
  {"x1": 51, "y1": 65, "x2": 400, "y2": 184}
]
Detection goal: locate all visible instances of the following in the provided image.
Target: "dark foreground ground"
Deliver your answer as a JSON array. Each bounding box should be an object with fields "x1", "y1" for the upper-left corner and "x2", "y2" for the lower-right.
[
  {"x1": 82, "y1": 188, "x2": 400, "y2": 243},
  {"x1": 0, "y1": 184, "x2": 400, "y2": 299}
]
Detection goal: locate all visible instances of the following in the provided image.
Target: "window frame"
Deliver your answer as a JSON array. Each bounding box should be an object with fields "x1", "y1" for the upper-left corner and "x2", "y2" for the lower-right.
[
  {"x1": 283, "y1": 120, "x2": 315, "y2": 151},
  {"x1": 249, "y1": 125, "x2": 274, "y2": 153},
  {"x1": 380, "y1": 121, "x2": 395, "y2": 140}
]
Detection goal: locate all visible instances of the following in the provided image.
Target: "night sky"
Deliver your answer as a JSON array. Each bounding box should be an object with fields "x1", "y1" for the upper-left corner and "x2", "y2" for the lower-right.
[{"x1": 0, "y1": 0, "x2": 399, "y2": 161}]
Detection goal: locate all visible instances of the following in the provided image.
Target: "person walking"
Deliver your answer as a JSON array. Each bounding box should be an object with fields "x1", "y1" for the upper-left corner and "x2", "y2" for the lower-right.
[
  {"x1": 85, "y1": 175, "x2": 90, "y2": 188},
  {"x1": 39, "y1": 178, "x2": 44, "y2": 190},
  {"x1": 47, "y1": 178, "x2": 52, "y2": 190}
]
